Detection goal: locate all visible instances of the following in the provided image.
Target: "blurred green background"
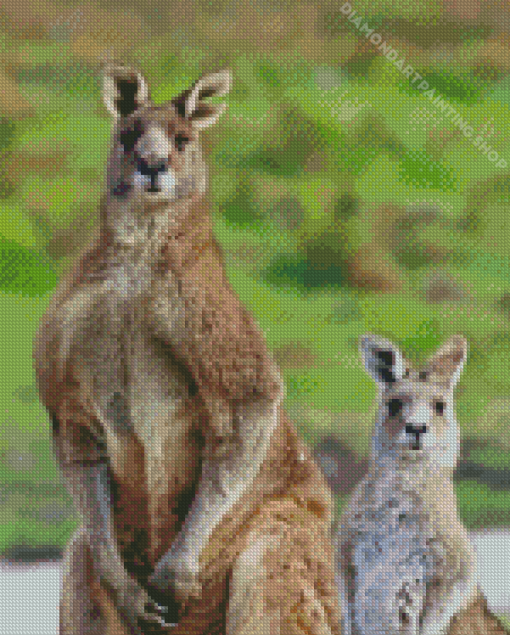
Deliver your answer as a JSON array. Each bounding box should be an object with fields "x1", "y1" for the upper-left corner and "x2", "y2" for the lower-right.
[{"x1": 1, "y1": 0, "x2": 510, "y2": 559}]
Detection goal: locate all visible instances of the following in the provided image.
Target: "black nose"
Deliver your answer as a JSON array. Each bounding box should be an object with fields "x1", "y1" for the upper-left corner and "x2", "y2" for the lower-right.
[
  {"x1": 136, "y1": 156, "x2": 168, "y2": 176},
  {"x1": 405, "y1": 425, "x2": 427, "y2": 436}
]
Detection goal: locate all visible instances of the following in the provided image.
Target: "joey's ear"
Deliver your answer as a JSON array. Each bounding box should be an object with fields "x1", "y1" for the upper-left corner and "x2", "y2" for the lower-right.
[
  {"x1": 102, "y1": 65, "x2": 151, "y2": 119},
  {"x1": 172, "y1": 70, "x2": 232, "y2": 130},
  {"x1": 359, "y1": 333, "x2": 407, "y2": 388},
  {"x1": 424, "y1": 335, "x2": 467, "y2": 389}
]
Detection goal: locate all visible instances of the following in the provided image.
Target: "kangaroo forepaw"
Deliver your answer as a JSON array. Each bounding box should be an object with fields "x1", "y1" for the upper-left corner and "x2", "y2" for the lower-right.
[
  {"x1": 149, "y1": 553, "x2": 202, "y2": 605},
  {"x1": 115, "y1": 577, "x2": 172, "y2": 634}
]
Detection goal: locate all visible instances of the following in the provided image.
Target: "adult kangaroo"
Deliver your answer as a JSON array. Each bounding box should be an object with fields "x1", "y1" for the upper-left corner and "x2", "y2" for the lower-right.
[{"x1": 34, "y1": 64, "x2": 341, "y2": 635}]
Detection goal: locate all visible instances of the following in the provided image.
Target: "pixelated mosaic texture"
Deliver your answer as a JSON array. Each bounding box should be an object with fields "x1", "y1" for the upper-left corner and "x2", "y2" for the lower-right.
[{"x1": 0, "y1": 0, "x2": 509, "y2": 628}]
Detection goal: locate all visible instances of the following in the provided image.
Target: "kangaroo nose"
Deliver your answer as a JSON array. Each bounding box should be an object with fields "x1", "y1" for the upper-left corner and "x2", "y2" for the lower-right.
[
  {"x1": 405, "y1": 424, "x2": 427, "y2": 435},
  {"x1": 136, "y1": 156, "x2": 168, "y2": 176}
]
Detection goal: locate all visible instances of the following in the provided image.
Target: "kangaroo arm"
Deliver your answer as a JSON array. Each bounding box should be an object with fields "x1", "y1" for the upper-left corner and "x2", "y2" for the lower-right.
[
  {"x1": 52, "y1": 414, "x2": 167, "y2": 633},
  {"x1": 149, "y1": 230, "x2": 284, "y2": 592},
  {"x1": 61, "y1": 460, "x2": 126, "y2": 578},
  {"x1": 150, "y1": 231, "x2": 282, "y2": 435},
  {"x1": 51, "y1": 418, "x2": 127, "y2": 583},
  {"x1": 153, "y1": 392, "x2": 282, "y2": 575}
]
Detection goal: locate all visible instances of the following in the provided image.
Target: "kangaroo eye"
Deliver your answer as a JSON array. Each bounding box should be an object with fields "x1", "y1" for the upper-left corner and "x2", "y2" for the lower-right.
[
  {"x1": 175, "y1": 133, "x2": 189, "y2": 151},
  {"x1": 120, "y1": 120, "x2": 143, "y2": 152},
  {"x1": 388, "y1": 399, "x2": 403, "y2": 417},
  {"x1": 434, "y1": 401, "x2": 445, "y2": 415}
]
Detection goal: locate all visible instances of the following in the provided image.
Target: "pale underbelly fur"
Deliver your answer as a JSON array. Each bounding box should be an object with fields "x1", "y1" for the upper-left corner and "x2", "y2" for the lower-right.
[
  {"x1": 58, "y1": 266, "x2": 197, "y2": 532},
  {"x1": 347, "y1": 479, "x2": 443, "y2": 635}
]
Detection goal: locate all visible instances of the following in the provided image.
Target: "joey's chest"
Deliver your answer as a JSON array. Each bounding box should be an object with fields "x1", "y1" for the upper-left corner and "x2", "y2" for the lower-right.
[{"x1": 346, "y1": 477, "x2": 441, "y2": 586}]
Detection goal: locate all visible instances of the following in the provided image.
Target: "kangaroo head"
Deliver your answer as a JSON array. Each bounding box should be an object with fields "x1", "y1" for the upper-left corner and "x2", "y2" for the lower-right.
[
  {"x1": 359, "y1": 333, "x2": 467, "y2": 468},
  {"x1": 102, "y1": 64, "x2": 231, "y2": 206}
]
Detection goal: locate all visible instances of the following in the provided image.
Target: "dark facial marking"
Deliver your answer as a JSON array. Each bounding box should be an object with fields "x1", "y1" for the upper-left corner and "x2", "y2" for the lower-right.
[
  {"x1": 174, "y1": 133, "x2": 189, "y2": 152},
  {"x1": 418, "y1": 371, "x2": 428, "y2": 382},
  {"x1": 120, "y1": 119, "x2": 143, "y2": 152},
  {"x1": 388, "y1": 398, "x2": 403, "y2": 417},
  {"x1": 172, "y1": 87, "x2": 193, "y2": 118},
  {"x1": 434, "y1": 400, "x2": 445, "y2": 416}
]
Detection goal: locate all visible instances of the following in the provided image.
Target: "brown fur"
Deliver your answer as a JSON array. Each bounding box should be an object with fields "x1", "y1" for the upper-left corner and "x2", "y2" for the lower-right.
[
  {"x1": 34, "y1": 65, "x2": 341, "y2": 635},
  {"x1": 448, "y1": 592, "x2": 510, "y2": 635},
  {"x1": 83, "y1": 414, "x2": 340, "y2": 635}
]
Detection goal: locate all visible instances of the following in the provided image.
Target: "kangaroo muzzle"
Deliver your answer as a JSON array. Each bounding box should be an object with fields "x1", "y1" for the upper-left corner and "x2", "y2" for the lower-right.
[
  {"x1": 135, "y1": 155, "x2": 169, "y2": 192},
  {"x1": 405, "y1": 424, "x2": 427, "y2": 449}
]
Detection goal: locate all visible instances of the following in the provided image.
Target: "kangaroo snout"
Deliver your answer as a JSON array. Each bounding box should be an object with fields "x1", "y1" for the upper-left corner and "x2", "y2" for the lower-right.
[
  {"x1": 135, "y1": 155, "x2": 169, "y2": 193},
  {"x1": 135, "y1": 155, "x2": 169, "y2": 176},
  {"x1": 405, "y1": 423, "x2": 427, "y2": 450},
  {"x1": 405, "y1": 424, "x2": 427, "y2": 435},
  {"x1": 133, "y1": 153, "x2": 172, "y2": 194}
]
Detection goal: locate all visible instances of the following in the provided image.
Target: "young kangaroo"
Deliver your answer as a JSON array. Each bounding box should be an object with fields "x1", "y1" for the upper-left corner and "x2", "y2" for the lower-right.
[
  {"x1": 33, "y1": 64, "x2": 341, "y2": 635},
  {"x1": 334, "y1": 333, "x2": 509, "y2": 635}
]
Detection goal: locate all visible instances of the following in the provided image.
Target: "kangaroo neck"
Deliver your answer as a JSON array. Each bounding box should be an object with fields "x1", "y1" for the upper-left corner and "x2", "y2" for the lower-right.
[
  {"x1": 369, "y1": 453, "x2": 455, "y2": 491},
  {"x1": 101, "y1": 192, "x2": 201, "y2": 242},
  {"x1": 94, "y1": 191, "x2": 214, "y2": 277}
]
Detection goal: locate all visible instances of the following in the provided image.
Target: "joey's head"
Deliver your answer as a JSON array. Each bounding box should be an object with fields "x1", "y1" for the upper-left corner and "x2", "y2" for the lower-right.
[
  {"x1": 359, "y1": 333, "x2": 468, "y2": 469},
  {"x1": 102, "y1": 64, "x2": 231, "y2": 207}
]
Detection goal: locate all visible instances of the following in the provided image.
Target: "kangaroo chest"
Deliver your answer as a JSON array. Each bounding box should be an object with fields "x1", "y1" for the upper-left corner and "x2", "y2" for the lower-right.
[
  {"x1": 61, "y1": 253, "x2": 202, "y2": 521},
  {"x1": 348, "y1": 472, "x2": 446, "y2": 626},
  {"x1": 353, "y1": 482, "x2": 434, "y2": 577}
]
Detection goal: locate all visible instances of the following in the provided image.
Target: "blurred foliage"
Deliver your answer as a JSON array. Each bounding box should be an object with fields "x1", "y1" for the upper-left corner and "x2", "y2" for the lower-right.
[
  {"x1": 0, "y1": 238, "x2": 56, "y2": 296},
  {"x1": 1, "y1": 0, "x2": 510, "y2": 550}
]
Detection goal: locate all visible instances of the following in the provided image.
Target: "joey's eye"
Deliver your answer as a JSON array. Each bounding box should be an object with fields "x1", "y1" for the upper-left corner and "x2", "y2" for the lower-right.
[
  {"x1": 120, "y1": 120, "x2": 143, "y2": 152},
  {"x1": 434, "y1": 401, "x2": 445, "y2": 416},
  {"x1": 175, "y1": 133, "x2": 189, "y2": 152},
  {"x1": 388, "y1": 399, "x2": 403, "y2": 417}
]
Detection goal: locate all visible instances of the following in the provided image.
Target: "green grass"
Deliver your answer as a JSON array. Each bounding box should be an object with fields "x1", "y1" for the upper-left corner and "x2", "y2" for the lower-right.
[
  {"x1": 499, "y1": 615, "x2": 510, "y2": 630},
  {"x1": 456, "y1": 481, "x2": 510, "y2": 529},
  {"x1": 2, "y1": 14, "x2": 510, "y2": 552}
]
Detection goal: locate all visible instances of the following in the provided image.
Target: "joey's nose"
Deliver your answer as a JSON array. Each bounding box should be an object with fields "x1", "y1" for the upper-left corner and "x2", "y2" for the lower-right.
[{"x1": 405, "y1": 424, "x2": 427, "y2": 436}]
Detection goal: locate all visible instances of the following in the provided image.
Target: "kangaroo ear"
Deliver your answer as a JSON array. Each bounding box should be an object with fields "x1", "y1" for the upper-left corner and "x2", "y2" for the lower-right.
[
  {"x1": 359, "y1": 333, "x2": 407, "y2": 388},
  {"x1": 173, "y1": 70, "x2": 232, "y2": 130},
  {"x1": 102, "y1": 65, "x2": 151, "y2": 119},
  {"x1": 425, "y1": 335, "x2": 467, "y2": 388}
]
